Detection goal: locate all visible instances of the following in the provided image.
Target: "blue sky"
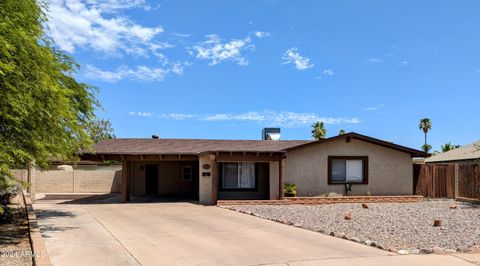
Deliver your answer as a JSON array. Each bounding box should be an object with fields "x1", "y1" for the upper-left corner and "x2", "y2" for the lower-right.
[{"x1": 46, "y1": 0, "x2": 480, "y2": 151}]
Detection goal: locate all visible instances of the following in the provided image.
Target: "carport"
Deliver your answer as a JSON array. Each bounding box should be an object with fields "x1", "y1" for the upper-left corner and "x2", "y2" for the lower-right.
[{"x1": 80, "y1": 138, "x2": 305, "y2": 204}]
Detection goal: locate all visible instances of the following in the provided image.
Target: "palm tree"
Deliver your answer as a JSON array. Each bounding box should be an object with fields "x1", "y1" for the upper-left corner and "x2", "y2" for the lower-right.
[
  {"x1": 338, "y1": 129, "x2": 346, "y2": 135},
  {"x1": 311, "y1": 122, "x2": 327, "y2": 140},
  {"x1": 441, "y1": 142, "x2": 460, "y2": 152},
  {"x1": 422, "y1": 144, "x2": 432, "y2": 153},
  {"x1": 418, "y1": 118, "x2": 432, "y2": 152}
]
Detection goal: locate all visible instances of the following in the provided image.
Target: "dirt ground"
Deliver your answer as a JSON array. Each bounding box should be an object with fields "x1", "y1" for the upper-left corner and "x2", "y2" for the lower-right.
[{"x1": 0, "y1": 194, "x2": 32, "y2": 266}]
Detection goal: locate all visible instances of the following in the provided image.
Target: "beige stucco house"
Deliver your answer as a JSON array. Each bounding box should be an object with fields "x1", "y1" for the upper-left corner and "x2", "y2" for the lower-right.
[{"x1": 81, "y1": 132, "x2": 428, "y2": 204}]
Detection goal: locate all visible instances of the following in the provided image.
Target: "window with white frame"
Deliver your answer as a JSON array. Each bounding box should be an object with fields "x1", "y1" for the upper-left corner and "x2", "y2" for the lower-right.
[
  {"x1": 329, "y1": 157, "x2": 367, "y2": 184},
  {"x1": 221, "y1": 162, "x2": 256, "y2": 189},
  {"x1": 182, "y1": 166, "x2": 192, "y2": 181}
]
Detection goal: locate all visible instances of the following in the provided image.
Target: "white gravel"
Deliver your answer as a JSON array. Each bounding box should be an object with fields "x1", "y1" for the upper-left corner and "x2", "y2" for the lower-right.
[{"x1": 222, "y1": 200, "x2": 480, "y2": 252}]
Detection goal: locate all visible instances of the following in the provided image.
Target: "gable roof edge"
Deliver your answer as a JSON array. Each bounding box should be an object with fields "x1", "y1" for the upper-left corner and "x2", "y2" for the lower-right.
[{"x1": 283, "y1": 132, "x2": 430, "y2": 157}]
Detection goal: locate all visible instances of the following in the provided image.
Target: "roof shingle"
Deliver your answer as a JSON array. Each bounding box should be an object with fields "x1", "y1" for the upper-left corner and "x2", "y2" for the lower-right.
[{"x1": 83, "y1": 138, "x2": 311, "y2": 155}]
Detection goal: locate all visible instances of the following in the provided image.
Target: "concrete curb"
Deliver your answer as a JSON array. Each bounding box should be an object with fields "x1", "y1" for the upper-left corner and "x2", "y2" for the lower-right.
[{"x1": 22, "y1": 190, "x2": 52, "y2": 266}]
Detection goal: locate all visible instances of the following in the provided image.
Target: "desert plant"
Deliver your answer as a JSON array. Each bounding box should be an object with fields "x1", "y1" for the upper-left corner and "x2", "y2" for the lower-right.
[
  {"x1": 284, "y1": 182, "x2": 297, "y2": 197},
  {"x1": 0, "y1": 0, "x2": 99, "y2": 199}
]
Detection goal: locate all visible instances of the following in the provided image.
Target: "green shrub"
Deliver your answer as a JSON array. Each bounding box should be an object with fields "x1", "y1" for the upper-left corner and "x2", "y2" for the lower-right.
[
  {"x1": 284, "y1": 182, "x2": 297, "y2": 197},
  {"x1": 0, "y1": 205, "x2": 13, "y2": 224}
]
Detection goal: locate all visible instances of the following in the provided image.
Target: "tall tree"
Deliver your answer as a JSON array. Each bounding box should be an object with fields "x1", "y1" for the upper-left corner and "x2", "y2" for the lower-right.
[
  {"x1": 311, "y1": 122, "x2": 327, "y2": 140},
  {"x1": 87, "y1": 119, "x2": 116, "y2": 144},
  {"x1": 0, "y1": 0, "x2": 97, "y2": 185},
  {"x1": 418, "y1": 118, "x2": 432, "y2": 152},
  {"x1": 338, "y1": 129, "x2": 346, "y2": 135}
]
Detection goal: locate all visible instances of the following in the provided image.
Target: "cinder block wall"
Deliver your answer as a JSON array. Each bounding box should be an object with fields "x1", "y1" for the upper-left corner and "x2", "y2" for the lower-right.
[
  {"x1": 12, "y1": 169, "x2": 28, "y2": 183},
  {"x1": 13, "y1": 165, "x2": 122, "y2": 193}
]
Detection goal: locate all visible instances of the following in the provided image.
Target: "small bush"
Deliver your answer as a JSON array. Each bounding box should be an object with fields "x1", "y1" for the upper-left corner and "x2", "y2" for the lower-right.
[
  {"x1": 284, "y1": 182, "x2": 297, "y2": 197},
  {"x1": 0, "y1": 205, "x2": 14, "y2": 224},
  {"x1": 0, "y1": 180, "x2": 20, "y2": 224},
  {"x1": 0, "y1": 183, "x2": 20, "y2": 205}
]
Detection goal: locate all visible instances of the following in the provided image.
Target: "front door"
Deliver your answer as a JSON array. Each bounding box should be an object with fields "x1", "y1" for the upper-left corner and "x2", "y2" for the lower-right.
[{"x1": 145, "y1": 164, "x2": 159, "y2": 195}]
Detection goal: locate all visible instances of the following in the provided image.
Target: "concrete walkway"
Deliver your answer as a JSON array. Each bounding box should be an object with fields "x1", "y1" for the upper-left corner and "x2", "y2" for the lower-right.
[{"x1": 33, "y1": 195, "x2": 477, "y2": 266}]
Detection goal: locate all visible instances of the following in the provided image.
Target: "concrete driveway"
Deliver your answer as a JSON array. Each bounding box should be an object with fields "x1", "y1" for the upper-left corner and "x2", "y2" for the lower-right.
[{"x1": 33, "y1": 194, "x2": 477, "y2": 266}]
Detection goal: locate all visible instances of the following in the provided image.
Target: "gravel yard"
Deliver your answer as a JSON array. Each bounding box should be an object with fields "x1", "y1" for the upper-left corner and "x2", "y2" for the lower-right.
[{"x1": 222, "y1": 200, "x2": 480, "y2": 253}]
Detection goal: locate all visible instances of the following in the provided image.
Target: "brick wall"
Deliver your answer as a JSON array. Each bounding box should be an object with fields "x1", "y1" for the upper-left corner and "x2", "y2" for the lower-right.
[{"x1": 217, "y1": 195, "x2": 423, "y2": 205}]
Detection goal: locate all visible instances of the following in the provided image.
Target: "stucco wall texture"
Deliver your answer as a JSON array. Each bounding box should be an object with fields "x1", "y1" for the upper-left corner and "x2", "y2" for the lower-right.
[{"x1": 285, "y1": 138, "x2": 413, "y2": 196}]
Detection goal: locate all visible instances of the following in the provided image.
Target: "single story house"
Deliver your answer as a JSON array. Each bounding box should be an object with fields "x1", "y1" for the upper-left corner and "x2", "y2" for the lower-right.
[
  {"x1": 425, "y1": 141, "x2": 480, "y2": 164},
  {"x1": 81, "y1": 131, "x2": 428, "y2": 204}
]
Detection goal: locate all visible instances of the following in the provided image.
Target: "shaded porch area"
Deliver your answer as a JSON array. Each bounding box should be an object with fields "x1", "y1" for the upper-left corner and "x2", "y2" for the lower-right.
[{"x1": 83, "y1": 152, "x2": 285, "y2": 205}]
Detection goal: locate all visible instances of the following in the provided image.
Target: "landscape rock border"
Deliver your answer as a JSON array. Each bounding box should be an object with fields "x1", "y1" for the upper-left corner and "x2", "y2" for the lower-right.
[{"x1": 220, "y1": 203, "x2": 480, "y2": 255}]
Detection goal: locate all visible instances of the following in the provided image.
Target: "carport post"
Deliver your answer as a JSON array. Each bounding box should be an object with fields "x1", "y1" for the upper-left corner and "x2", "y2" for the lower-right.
[
  {"x1": 121, "y1": 160, "x2": 130, "y2": 203},
  {"x1": 210, "y1": 154, "x2": 218, "y2": 205},
  {"x1": 279, "y1": 157, "x2": 285, "y2": 200}
]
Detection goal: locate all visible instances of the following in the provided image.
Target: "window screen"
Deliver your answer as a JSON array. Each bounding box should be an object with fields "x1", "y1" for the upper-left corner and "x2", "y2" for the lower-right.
[
  {"x1": 331, "y1": 159, "x2": 346, "y2": 182},
  {"x1": 329, "y1": 158, "x2": 366, "y2": 183},
  {"x1": 222, "y1": 162, "x2": 256, "y2": 189},
  {"x1": 346, "y1": 160, "x2": 363, "y2": 182}
]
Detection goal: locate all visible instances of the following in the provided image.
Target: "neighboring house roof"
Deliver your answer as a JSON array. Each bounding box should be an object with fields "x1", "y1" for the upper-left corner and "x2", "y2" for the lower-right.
[
  {"x1": 425, "y1": 141, "x2": 480, "y2": 163},
  {"x1": 82, "y1": 138, "x2": 311, "y2": 156},
  {"x1": 284, "y1": 132, "x2": 430, "y2": 157}
]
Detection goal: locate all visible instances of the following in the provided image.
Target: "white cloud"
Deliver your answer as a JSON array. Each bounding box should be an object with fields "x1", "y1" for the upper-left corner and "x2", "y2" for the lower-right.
[
  {"x1": 132, "y1": 110, "x2": 360, "y2": 128},
  {"x1": 189, "y1": 34, "x2": 255, "y2": 66},
  {"x1": 128, "y1": 111, "x2": 152, "y2": 117},
  {"x1": 399, "y1": 61, "x2": 409, "y2": 66},
  {"x1": 84, "y1": 0, "x2": 149, "y2": 12},
  {"x1": 85, "y1": 63, "x2": 185, "y2": 82},
  {"x1": 157, "y1": 113, "x2": 199, "y2": 120},
  {"x1": 45, "y1": 0, "x2": 164, "y2": 56},
  {"x1": 254, "y1": 31, "x2": 270, "y2": 38},
  {"x1": 365, "y1": 58, "x2": 383, "y2": 64},
  {"x1": 322, "y1": 69, "x2": 334, "y2": 76},
  {"x1": 282, "y1": 48, "x2": 314, "y2": 70},
  {"x1": 364, "y1": 104, "x2": 385, "y2": 111},
  {"x1": 188, "y1": 31, "x2": 269, "y2": 66},
  {"x1": 171, "y1": 32, "x2": 190, "y2": 38}
]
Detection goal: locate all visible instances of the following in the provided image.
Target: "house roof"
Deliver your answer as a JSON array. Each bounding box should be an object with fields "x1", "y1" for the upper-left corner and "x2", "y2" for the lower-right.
[
  {"x1": 81, "y1": 132, "x2": 428, "y2": 158},
  {"x1": 425, "y1": 141, "x2": 480, "y2": 163},
  {"x1": 82, "y1": 138, "x2": 311, "y2": 156},
  {"x1": 284, "y1": 132, "x2": 430, "y2": 157}
]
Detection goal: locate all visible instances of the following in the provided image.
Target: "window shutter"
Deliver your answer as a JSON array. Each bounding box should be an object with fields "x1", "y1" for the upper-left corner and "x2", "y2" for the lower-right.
[{"x1": 346, "y1": 160, "x2": 363, "y2": 182}]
